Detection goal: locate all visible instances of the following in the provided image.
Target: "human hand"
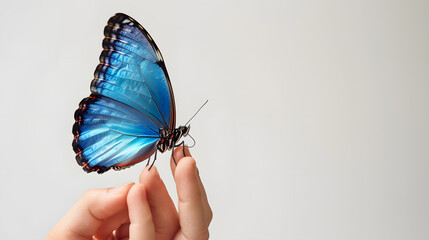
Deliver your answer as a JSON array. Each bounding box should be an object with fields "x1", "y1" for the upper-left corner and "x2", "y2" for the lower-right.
[{"x1": 46, "y1": 146, "x2": 212, "y2": 240}]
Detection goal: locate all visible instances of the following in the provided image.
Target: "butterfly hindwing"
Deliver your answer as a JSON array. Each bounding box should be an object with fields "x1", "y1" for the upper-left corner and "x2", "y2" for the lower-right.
[{"x1": 72, "y1": 13, "x2": 176, "y2": 173}]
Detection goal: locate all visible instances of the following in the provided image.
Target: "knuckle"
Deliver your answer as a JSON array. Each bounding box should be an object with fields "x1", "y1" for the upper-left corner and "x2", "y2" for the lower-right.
[
  {"x1": 201, "y1": 230, "x2": 210, "y2": 240},
  {"x1": 82, "y1": 189, "x2": 98, "y2": 199},
  {"x1": 207, "y1": 207, "x2": 213, "y2": 223}
]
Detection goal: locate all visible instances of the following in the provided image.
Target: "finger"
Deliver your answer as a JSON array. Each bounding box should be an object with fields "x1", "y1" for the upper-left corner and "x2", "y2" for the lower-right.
[
  {"x1": 175, "y1": 157, "x2": 210, "y2": 239},
  {"x1": 92, "y1": 210, "x2": 129, "y2": 240},
  {"x1": 127, "y1": 184, "x2": 155, "y2": 240},
  {"x1": 47, "y1": 183, "x2": 133, "y2": 240},
  {"x1": 115, "y1": 222, "x2": 130, "y2": 239},
  {"x1": 139, "y1": 166, "x2": 179, "y2": 240},
  {"x1": 171, "y1": 147, "x2": 212, "y2": 224}
]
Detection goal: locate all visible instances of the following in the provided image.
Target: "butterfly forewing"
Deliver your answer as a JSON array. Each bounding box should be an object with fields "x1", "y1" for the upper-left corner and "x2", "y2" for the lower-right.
[{"x1": 72, "y1": 13, "x2": 176, "y2": 173}]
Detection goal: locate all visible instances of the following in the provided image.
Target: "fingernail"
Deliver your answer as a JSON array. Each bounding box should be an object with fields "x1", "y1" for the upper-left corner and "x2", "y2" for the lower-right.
[
  {"x1": 185, "y1": 146, "x2": 192, "y2": 157},
  {"x1": 142, "y1": 165, "x2": 159, "y2": 176},
  {"x1": 153, "y1": 167, "x2": 160, "y2": 177},
  {"x1": 108, "y1": 182, "x2": 133, "y2": 196},
  {"x1": 149, "y1": 166, "x2": 160, "y2": 180}
]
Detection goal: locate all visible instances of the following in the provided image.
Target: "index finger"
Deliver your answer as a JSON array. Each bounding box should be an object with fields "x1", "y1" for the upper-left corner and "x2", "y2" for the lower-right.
[{"x1": 171, "y1": 147, "x2": 212, "y2": 239}]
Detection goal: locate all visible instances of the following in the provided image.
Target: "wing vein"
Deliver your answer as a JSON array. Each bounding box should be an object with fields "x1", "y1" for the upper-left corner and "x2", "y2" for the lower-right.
[
  {"x1": 93, "y1": 85, "x2": 165, "y2": 128},
  {"x1": 90, "y1": 99, "x2": 159, "y2": 134},
  {"x1": 138, "y1": 62, "x2": 169, "y2": 128}
]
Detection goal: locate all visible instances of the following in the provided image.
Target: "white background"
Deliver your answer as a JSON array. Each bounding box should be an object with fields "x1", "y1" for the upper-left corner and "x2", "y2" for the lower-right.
[{"x1": 0, "y1": 0, "x2": 428, "y2": 239}]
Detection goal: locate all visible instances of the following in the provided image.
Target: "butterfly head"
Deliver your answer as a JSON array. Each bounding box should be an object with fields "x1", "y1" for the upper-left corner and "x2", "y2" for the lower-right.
[{"x1": 179, "y1": 125, "x2": 190, "y2": 137}]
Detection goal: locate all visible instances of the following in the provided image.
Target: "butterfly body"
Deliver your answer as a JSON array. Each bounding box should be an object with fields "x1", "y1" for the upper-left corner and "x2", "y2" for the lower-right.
[
  {"x1": 72, "y1": 13, "x2": 185, "y2": 174},
  {"x1": 157, "y1": 126, "x2": 190, "y2": 153}
]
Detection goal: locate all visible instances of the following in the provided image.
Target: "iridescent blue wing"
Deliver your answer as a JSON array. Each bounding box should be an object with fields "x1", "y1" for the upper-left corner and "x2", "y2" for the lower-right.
[{"x1": 72, "y1": 13, "x2": 175, "y2": 173}]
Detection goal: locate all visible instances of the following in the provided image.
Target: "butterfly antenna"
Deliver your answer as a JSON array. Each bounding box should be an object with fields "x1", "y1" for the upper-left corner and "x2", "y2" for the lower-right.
[
  {"x1": 187, "y1": 134, "x2": 196, "y2": 148},
  {"x1": 185, "y1": 100, "x2": 208, "y2": 126}
]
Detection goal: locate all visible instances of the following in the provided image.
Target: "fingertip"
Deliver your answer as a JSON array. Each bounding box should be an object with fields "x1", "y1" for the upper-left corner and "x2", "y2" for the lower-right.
[
  {"x1": 139, "y1": 165, "x2": 160, "y2": 184},
  {"x1": 127, "y1": 183, "x2": 155, "y2": 239},
  {"x1": 170, "y1": 146, "x2": 192, "y2": 174},
  {"x1": 127, "y1": 183, "x2": 147, "y2": 204},
  {"x1": 107, "y1": 182, "x2": 134, "y2": 197},
  {"x1": 173, "y1": 146, "x2": 192, "y2": 160},
  {"x1": 174, "y1": 157, "x2": 197, "y2": 183}
]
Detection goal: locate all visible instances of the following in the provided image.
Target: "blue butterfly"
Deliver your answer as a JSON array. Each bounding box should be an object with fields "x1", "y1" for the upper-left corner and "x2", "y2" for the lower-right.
[{"x1": 72, "y1": 13, "x2": 190, "y2": 173}]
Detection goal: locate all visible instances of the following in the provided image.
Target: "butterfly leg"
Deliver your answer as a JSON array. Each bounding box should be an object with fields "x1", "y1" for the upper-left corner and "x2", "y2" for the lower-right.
[
  {"x1": 149, "y1": 150, "x2": 158, "y2": 170},
  {"x1": 171, "y1": 141, "x2": 186, "y2": 166},
  {"x1": 171, "y1": 145, "x2": 177, "y2": 166},
  {"x1": 175, "y1": 141, "x2": 186, "y2": 157},
  {"x1": 170, "y1": 141, "x2": 187, "y2": 166},
  {"x1": 146, "y1": 156, "x2": 151, "y2": 167}
]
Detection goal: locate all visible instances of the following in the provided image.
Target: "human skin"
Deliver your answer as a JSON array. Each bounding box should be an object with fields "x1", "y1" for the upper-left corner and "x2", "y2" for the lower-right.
[{"x1": 46, "y1": 147, "x2": 212, "y2": 240}]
